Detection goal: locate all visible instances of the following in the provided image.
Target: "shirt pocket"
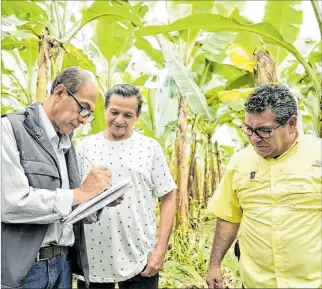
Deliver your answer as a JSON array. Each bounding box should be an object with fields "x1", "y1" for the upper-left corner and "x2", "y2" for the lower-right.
[
  {"x1": 235, "y1": 174, "x2": 270, "y2": 212},
  {"x1": 286, "y1": 166, "x2": 322, "y2": 211},
  {"x1": 290, "y1": 191, "x2": 321, "y2": 211}
]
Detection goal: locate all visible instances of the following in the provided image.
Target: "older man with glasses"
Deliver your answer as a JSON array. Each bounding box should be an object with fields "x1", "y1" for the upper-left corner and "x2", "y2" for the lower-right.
[
  {"x1": 64, "y1": 86, "x2": 95, "y2": 123},
  {"x1": 1, "y1": 67, "x2": 113, "y2": 289},
  {"x1": 206, "y1": 84, "x2": 321, "y2": 288}
]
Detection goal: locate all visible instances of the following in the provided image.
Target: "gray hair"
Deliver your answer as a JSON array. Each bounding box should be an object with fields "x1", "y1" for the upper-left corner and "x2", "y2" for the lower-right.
[
  {"x1": 104, "y1": 84, "x2": 143, "y2": 115},
  {"x1": 245, "y1": 84, "x2": 297, "y2": 124},
  {"x1": 50, "y1": 66, "x2": 96, "y2": 95}
]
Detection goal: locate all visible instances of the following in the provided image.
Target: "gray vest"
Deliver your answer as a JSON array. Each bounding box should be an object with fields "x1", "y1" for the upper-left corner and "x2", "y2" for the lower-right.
[{"x1": 1, "y1": 103, "x2": 89, "y2": 288}]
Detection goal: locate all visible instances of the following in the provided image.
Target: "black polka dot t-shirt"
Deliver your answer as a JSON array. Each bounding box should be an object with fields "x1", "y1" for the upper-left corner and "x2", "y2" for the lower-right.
[{"x1": 76, "y1": 130, "x2": 177, "y2": 282}]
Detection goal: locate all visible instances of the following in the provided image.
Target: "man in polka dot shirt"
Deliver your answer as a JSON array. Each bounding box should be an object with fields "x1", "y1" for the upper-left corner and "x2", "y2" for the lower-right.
[{"x1": 76, "y1": 84, "x2": 177, "y2": 289}]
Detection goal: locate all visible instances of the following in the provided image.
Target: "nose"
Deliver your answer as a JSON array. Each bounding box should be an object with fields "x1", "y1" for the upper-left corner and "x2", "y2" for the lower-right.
[
  {"x1": 115, "y1": 114, "x2": 125, "y2": 124},
  {"x1": 250, "y1": 132, "x2": 262, "y2": 144},
  {"x1": 78, "y1": 115, "x2": 89, "y2": 125}
]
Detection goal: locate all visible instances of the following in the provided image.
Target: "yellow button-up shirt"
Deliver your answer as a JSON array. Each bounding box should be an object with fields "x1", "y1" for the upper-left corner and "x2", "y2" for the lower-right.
[{"x1": 208, "y1": 133, "x2": 322, "y2": 288}]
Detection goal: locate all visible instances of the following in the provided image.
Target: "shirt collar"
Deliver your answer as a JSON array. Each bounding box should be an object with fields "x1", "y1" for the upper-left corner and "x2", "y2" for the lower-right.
[{"x1": 266, "y1": 130, "x2": 300, "y2": 162}]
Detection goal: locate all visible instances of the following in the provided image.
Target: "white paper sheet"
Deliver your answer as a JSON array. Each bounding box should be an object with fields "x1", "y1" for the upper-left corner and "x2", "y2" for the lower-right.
[{"x1": 62, "y1": 177, "x2": 133, "y2": 225}]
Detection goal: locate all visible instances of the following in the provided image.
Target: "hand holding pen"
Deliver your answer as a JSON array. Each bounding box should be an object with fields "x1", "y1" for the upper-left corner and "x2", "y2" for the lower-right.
[
  {"x1": 72, "y1": 154, "x2": 112, "y2": 205},
  {"x1": 79, "y1": 153, "x2": 123, "y2": 207}
]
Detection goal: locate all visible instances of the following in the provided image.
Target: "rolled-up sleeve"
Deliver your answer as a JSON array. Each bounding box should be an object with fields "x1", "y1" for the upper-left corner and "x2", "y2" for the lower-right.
[
  {"x1": 207, "y1": 158, "x2": 242, "y2": 224},
  {"x1": 1, "y1": 117, "x2": 74, "y2": 224}
]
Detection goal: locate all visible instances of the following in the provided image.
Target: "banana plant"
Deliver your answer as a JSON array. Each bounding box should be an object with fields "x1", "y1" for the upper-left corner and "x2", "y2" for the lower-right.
[
  {"x1": 1, "y1": 1, "x2": 153, "y2": 135},
  {"x1": 135, "y1": 11, "x2": 321, "y2": 113}
]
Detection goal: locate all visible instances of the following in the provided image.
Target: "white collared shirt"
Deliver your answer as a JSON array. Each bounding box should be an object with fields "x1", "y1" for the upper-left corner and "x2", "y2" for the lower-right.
[{"x1": 1, "y1": 104, "x2": 75, "y2": 247}]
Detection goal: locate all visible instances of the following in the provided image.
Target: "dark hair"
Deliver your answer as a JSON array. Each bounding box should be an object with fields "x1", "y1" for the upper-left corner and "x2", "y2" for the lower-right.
[
  {"x1": 50, "y1": 66, "x2": 95, "y2": 95},
  {"x1": 245, "y1": 84, "x2": 297, "y2": 124},
  {"x1": 104, "y1": 84, "x2": 143, "y2": 115}
]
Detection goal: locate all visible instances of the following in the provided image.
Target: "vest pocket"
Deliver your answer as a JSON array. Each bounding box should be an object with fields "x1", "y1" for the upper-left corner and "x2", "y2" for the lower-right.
[{"x1": 21, "y1": 160, "x2": 59, "y2": 178}]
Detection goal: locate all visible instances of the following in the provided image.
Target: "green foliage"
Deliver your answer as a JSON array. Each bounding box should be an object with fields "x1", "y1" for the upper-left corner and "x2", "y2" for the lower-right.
[
  {"x1": 80, "y1": 1, "x2": 143, "y2": 28},
  {"x1": 229, "y1": 8, "x2": 262, "y2": 57},
  {"x1": 2, "y1": 1, "x2": 47, "y2": 36},
  {"x1": 92, "y1": 15, "x2": 134, "y2": 62},
  {"x1": 159, "y1": 201, "x2": 242, "y2": 288},
  {"x1": 263, "y1": 1, "x2": 303, "y2": 66},
  {"x1": 91, "y1": 93, "x2": 107, "y2": 134},
  {"x1": 201, "y1": 32, "x2": 237, "y2": 63},
  {"x1": 135, "y1": 12, "x2": 320, "y2": 98},
  {"x1": 157, "y1": 35, "x2": 212, "y2": 119},
  {"x1": 62, "y1": 44, "x2": 96, "y2": 72},
  {"x1": 2, "y1": 1, "x2": 321, "y2": 286},
  {"x1": 134, "y1": 38, "x2": 165, "y2": 68},
  {"x1": 136, "y1": 81, "x2": 178, "y2": 144}
]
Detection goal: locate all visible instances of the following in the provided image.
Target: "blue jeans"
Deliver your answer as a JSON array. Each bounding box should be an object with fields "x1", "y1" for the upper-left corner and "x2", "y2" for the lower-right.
[{"x1": 23, "y1": 247, "x2": 72, "y2": 289}]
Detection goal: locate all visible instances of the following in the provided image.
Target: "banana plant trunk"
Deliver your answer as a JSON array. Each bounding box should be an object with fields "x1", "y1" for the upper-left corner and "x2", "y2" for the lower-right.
[
  {"x1": 203, "y1": 139, "x2": 208, "y2": 203},
  {"x1": 36, "y1": 27, "x2": 51, "y2": 102},
  {"x1": 253, "y1": 50, "x2": 278, "y2": 85},
  {"x1": 175, "y1": 93, "x2": 189, "y2": 230},
  {"x1": 188, "y1": 139, "x2": 197, "y2": 200},
  {"x1": 193, "y1": 158, "x2": 200, "y2": 202},
  {"x1": 213, "y1": 141, "x2": 221, "y2": 184},
  {"x1": 205, "y1": 134, "x2": 214, "y2": 203},
  {"x1": 188, "y1": 117, "x2": 197, "y2": 200},
  {"x1": 208, "y1": 136, "x2": 216, "y2": 203}
]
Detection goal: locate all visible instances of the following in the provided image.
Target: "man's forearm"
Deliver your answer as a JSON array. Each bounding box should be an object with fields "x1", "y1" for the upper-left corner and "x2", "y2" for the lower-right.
[
  {"x1": 209, "y1": 218, "x2": 240, "y2": 267},
  {"x1": 156, "y1": 190, "x2": 176, "y2": 252}
]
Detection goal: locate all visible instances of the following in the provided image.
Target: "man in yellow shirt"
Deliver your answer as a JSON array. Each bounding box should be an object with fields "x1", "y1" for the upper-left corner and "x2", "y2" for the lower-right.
[{"x1": 206, "y1": 84, "x2": 322, "y2": 288}]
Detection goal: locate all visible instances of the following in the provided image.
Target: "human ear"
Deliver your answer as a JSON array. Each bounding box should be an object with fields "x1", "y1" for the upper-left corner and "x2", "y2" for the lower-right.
[
  {"x1": 53, "y1": 84, "x2": 66, "y2": 98},
  {"x1": 287, "y1": 115, "x2": 297, "y2": 133}
]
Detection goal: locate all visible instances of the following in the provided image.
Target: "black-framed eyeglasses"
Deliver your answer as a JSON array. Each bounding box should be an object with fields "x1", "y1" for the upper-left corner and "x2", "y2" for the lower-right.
[
  {"x1": 241, "y1": 123, "x2": 283, "y2": 139},
  {"x1": 65, "y1": 86, "x2": 95, "y2": 123}
]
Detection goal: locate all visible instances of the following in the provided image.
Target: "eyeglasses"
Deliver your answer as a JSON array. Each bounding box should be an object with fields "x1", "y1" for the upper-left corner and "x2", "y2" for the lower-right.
[
  {"x1": 65, "y1": 86, "x2": 95, "y2": 123},
  {"x1": 241, "y1": 123, "x2": 283, "y2": 139}
]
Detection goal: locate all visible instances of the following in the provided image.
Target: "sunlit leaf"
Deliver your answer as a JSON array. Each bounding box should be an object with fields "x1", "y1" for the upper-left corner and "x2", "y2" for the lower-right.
[
  {"x1": 201, "y1": 32, "x2": 236, "y2": 63},
  {"x1": 91, "y1": 94, "x2": 106, "y2": 134},
  {"x1": 217, "y1": 88, "x2": 254, "y2": 103},
  {"x1": 134, "y1": 38, "x2": 164, "y2": 67},
  {"x1": 115, "y1": 55, "x2": 132, "y2": 73},
  {"x1": 2, "y1": 30, "x2": 38, "y2": 40},
  {"x1": 191, "y1": 53, "x2": 206, "y2": 77},
  {"x1": 135, "y1": 13, "x2": 320, "y2": 97},
  {"x1": 2, "y1": 15, "x2": 28, "y2": 27},
  {"x1": 81, "y1": 1, "x2": 143, "y2": 27},
  {"x1": 130, "y1": 2, "x2": 149, "y2": 18},
  {"x1": 157, "y1": 34, "x2": 212, "y2": 119},
  {"x1": 18, "y1": 38, "x2": 39, "y2": 68},
  {"x1": 263, "y1": 0, "x2": 303, "y2": 66},
  {"x1": 227, "y1": 44, "x2": 255, "y2": 72},
  {"x1": 92, "y1": 16, "x2": 134, "y2": 61},
  {"x1": 213, "y1": 1, "x2": 246, "y2": 17},
  {"x1": 225, "y1": 73, "x2": 255, "y2": 90},
  {"x1": 2, "y1": 1, "x2": 47, "y2": 35},
  {"x1": 230, "y1": 8, "x2": 263, "y2": 58},
  {"x1": 133, "y1": 74, "x2": 150, "y2": 86},
  {"x1": 2, "y1": 36, "x2": 26, "y2": 50},
  {"x1": 63, "y1": 44, "x2": 96, "y2": 71},
  {"x1": 309, "y1": 51, "x2": 322, "y2": 65},
  {"x1": 204, "y1": 62, "x2": 248, "y2": 93},
  {"x1": 308, "y1": 44, "x2": 322, "y2": 65}
]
